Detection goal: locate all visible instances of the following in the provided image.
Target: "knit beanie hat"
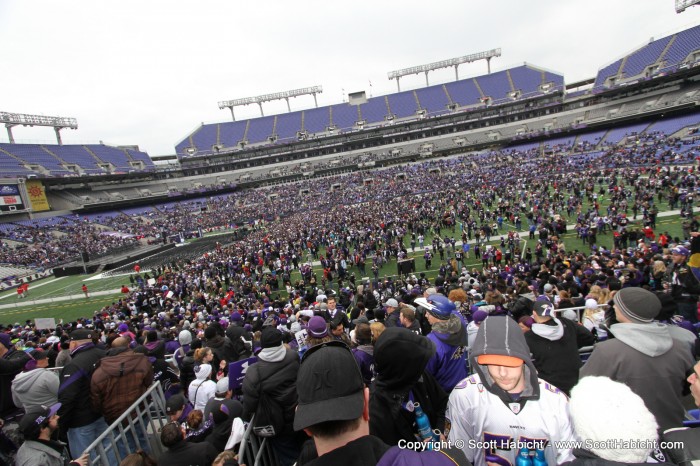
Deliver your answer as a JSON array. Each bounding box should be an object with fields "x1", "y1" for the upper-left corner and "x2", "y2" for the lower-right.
[
  {"x1": 570, "y1": 376, "x2": 658, "y2": 463},
  {"x1": 613, "y1": 287, "x2": 661, "y2": 323}
]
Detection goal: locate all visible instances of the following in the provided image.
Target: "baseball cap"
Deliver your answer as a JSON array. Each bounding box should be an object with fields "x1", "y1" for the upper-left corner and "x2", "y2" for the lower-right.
[
  {"x1": 414, "y1": 294, "x2": 455, "y2": 320},
  {"x1": 476, "y1": 354, "x2": 524, "y2": 367},
  {"x1": 19, "y1": 403, "x2": 61, "y2": 439},
  {"x1": 165, "y1": 394, "x2": 186, "y2": 415},
  {"x1": 294, "y1": 341, "x2": 364, "y2": 431},
  {"x1": 70, "y1": 328, "x2": 94, "y2": 341},
  {"x1": 216, "y1": 377, "x2": 230, "y2": 394},
  {"x1": 307, "y1": 316, "x2": 328, "y2": 339},
  {"x1": 533, "y1": 297, "x2": 555, "y2": 317},
  {"x1": 671, "y1": 246, "x2": 690, "y2": 256},
  {"x1": 384, "y1": 298, "x2": 399, "y2": 308}
]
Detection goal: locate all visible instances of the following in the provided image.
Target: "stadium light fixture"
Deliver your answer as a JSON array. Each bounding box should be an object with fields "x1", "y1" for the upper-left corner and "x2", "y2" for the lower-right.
[
  {"x1": 0, "y1": 111, "x2": 78, "y2": 145},
  {"x1": 218, "y1": 86, "x2": 323, "y2": 120},
  {"x1": 676, "y1": 0, "x2": 700, "y2": 12},
  {"x1": 387, "y1": 49, "x2": 501, "y2": 91}
]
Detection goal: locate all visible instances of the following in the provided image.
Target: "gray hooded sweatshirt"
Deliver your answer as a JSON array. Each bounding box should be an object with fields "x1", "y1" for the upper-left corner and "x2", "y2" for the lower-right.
[
  {"x1": 11, "y1": 368, "x2": 59, "y2": 409},
  {"x1": 469, "y1": 315, "x2": 541, "y2": 407},
  {"x1": 580, "y1": 322, "x2": 694, "y2": 431}
]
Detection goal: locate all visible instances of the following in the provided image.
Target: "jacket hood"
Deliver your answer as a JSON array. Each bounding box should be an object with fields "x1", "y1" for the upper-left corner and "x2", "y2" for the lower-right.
[
  {"x1": 609, "y1": 322, "x2": 673, "y2": 357},
  {"x1": 430, "y1": 314, "x2": 468, "y2": 347},
  {"x1": 98, "y1": 351, "x2": 149, "y2": 377},
  {"x1": 12, "y1": 369, "x2": 45, "y2": 396},
  {"x1": 469, "y1": 316, "x2": 540, "y2": 401},
  {"x1": 374, "y1": 327, "x2": 435, "y2": 393},
  {"x1": 519, "y1": 292, "x2": 536, "y2": 301},
  {"x1": 530, "y1": 318, "x2": 565, "y2": 341}
]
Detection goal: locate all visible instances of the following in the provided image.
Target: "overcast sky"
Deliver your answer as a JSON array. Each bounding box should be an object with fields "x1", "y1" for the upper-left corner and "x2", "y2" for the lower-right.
[{"x1": 1, "y1": 0, "x2": 699, "y2": 156}]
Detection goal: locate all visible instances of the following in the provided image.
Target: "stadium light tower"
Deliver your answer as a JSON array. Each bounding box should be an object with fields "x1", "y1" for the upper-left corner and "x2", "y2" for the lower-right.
[
  {"x1": 218, "y1": 86, "x2": 323, "y2": 121},
  {"x1": 388, "y1": 49, "x2": 501, "y2": 92},
  {"x1": 0, "y1": 111, "x2": 78, "y2": 145},
  {"x1": 676, "y1": 0, "x2": 700, "y2": 12}
]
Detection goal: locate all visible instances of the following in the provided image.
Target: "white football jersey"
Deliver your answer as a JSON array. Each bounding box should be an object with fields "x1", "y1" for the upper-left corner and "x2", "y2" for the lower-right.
[{"x1": 446, "y1": 373, "x2": 576, "y2": 466}]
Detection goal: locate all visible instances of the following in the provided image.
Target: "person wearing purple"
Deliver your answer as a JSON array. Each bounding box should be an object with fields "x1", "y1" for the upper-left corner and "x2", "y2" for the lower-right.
[
  {"x1": 415, "y1": 294, "x2": 468, "y2": 393},
  {"x1": 351, "y1": 323, "x2": 375, "y2": 387}
]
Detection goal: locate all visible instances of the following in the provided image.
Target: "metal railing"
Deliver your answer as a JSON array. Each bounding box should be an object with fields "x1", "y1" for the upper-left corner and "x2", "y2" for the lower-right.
[
  {"x1": 83, "y1": 381, "x2": 168, "y2": 465},
  {"x1": 237, "y1": 415, "x2": 279, "y2": 466}
]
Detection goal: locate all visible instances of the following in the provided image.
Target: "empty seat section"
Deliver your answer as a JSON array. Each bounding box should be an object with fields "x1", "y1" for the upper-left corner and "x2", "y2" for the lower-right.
[
  {"x1": 275, "y1": 112, "x2": 303, "y2": 140},
  {"x1": 414, "y1": 86, "x2": 450, "y2": 115},
  {"x1": 663, "y1": 25, "x2": 700, "y2": 66},
  {"x1": 594, "y1": 59, "x2": 624, "y2": 87},
  {"x1": 191, "y1": 124, "x2": 219, "y2": 151},
  {"x1": 330, "y1": 104, "x2": 358, "y2": 130},
  {"x1": 443, "y1": 80, "x2": 482, "y2": 107},
  {"x1": 219, "y1": 121, "x2": 248, "y2": 147},
  {"x1": 87, "y1": 145, "x2": 133, "y2": 171},
  {"x1": 47, "y1": 145, "x2": 102, "y2": 173},
  {"x1": 360, "y1": 97, "x2": 389, "y2": 123},
  {"x1": 387, "y1": 91, "x2": 418, "y2": 118},
  {"x1": 4, "y1": 144, "x2": 71, "y2": 175},
  {"x1": 601, "y1": 123, "x2": 649, "y2": 144},
  {"x1": 476, "y1": 70, "x2": 512, "y2": 101},
  {"x1": 246, "y1": 116, "x2": 276, "y2": 144},
  {"x1": 623, "y1": 35, "x2": 673, "y2": 77},
  {"x1": 303, "y1": 107, "x2": 330, "y2": 133},
  {"x1": 508, "y1": 66, "x2": 542, "y2": 94}
]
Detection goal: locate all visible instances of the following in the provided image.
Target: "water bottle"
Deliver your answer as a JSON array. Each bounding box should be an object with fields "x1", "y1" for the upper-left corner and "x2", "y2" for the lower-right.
[
  {"x1": 515, "y1": 447, "x2": 533, "y2": 466},
  {"x1": 533, "y1": 449, "x2": 547, "y2": 466},
  {"x1": 413, "y1": 402, "x2": 434, "y2": 441}
]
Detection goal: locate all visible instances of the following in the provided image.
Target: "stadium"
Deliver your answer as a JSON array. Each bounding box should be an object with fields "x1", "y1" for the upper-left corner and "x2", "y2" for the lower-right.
[{"x1": 2, "y1": 1, "x2": 700, "y2": 465}]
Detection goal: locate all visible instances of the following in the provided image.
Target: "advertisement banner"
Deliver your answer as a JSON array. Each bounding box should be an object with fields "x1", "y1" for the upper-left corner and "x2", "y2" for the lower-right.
[{"x1": 25, "y1": 180, "x2": 50, "y2": 212}]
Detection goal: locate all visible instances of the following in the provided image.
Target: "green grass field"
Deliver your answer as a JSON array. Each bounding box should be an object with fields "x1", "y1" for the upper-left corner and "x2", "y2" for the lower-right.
[{"x1": 0, "y1": 207, "x2": 687, "y2": 326}]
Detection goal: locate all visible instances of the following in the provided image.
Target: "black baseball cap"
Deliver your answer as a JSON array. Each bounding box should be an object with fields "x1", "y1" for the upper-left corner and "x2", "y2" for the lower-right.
[
  {"x1": 19, "y1": 403, "x2": 61, "y2": 439},
  {"x1": 293, "y1": 341, "x2": 364, "y2": 431},
  {"x1": 165, "y1": 394, "x2": 186, "y2": 415},
  {"x1": 70, "y1": 328, "x2": 94, "y2": 341}
]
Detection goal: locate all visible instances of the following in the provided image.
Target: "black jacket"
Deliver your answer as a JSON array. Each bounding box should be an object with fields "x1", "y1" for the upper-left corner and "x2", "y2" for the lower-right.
[
  {"x1": 0, "y1": 348, "x2": 31, "y2": 418},
  {"x1": 225, "y1": 325, "x2": 253, "y2": 360},
  {"x1": 157, "y1": 439, "x2": 219, "y2": 466},
  {"x1": 241, "y1": 348, "x2": 299, "y2": 433},
  {"x1": 525, "y1": 317, "x2": 595, "y2": 394},
  {"x1": 57, "y1": 343, "x2": 106, "y2": 429},
  {"x1": 205, "y1": 335, "x2": 239, "y2": 377},
  {"x1": 370, "y1": 328, "x2": 448, "y2": 446}
]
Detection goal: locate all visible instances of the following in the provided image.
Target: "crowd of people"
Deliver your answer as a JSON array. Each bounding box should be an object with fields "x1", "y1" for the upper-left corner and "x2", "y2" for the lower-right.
[
  {"x1": 0, "y1": 127, "x2": 698, "y2": 273},
  {"x1": 0, "y1": 127, "x2": 700, "y2": 465}
]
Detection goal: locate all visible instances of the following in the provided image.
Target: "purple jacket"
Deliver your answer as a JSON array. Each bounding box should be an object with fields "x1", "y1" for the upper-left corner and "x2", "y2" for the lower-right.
[
  {"x1": 352, "y1": 346, "x2": 375, "y2": 387},
  {"x1": 425, "y1": 315, "x2": 468, "y2": 393}
]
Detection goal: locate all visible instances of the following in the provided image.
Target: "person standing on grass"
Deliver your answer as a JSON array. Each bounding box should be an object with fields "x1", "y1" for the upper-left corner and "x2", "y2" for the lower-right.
[{"x1": 82, "y1": 284, "x2": 89, "y2": 299}]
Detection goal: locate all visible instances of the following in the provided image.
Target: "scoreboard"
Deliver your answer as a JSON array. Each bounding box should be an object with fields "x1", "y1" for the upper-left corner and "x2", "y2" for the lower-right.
[{"x1": 0, "y1": 184, "x2": 25, "y2": 212}]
